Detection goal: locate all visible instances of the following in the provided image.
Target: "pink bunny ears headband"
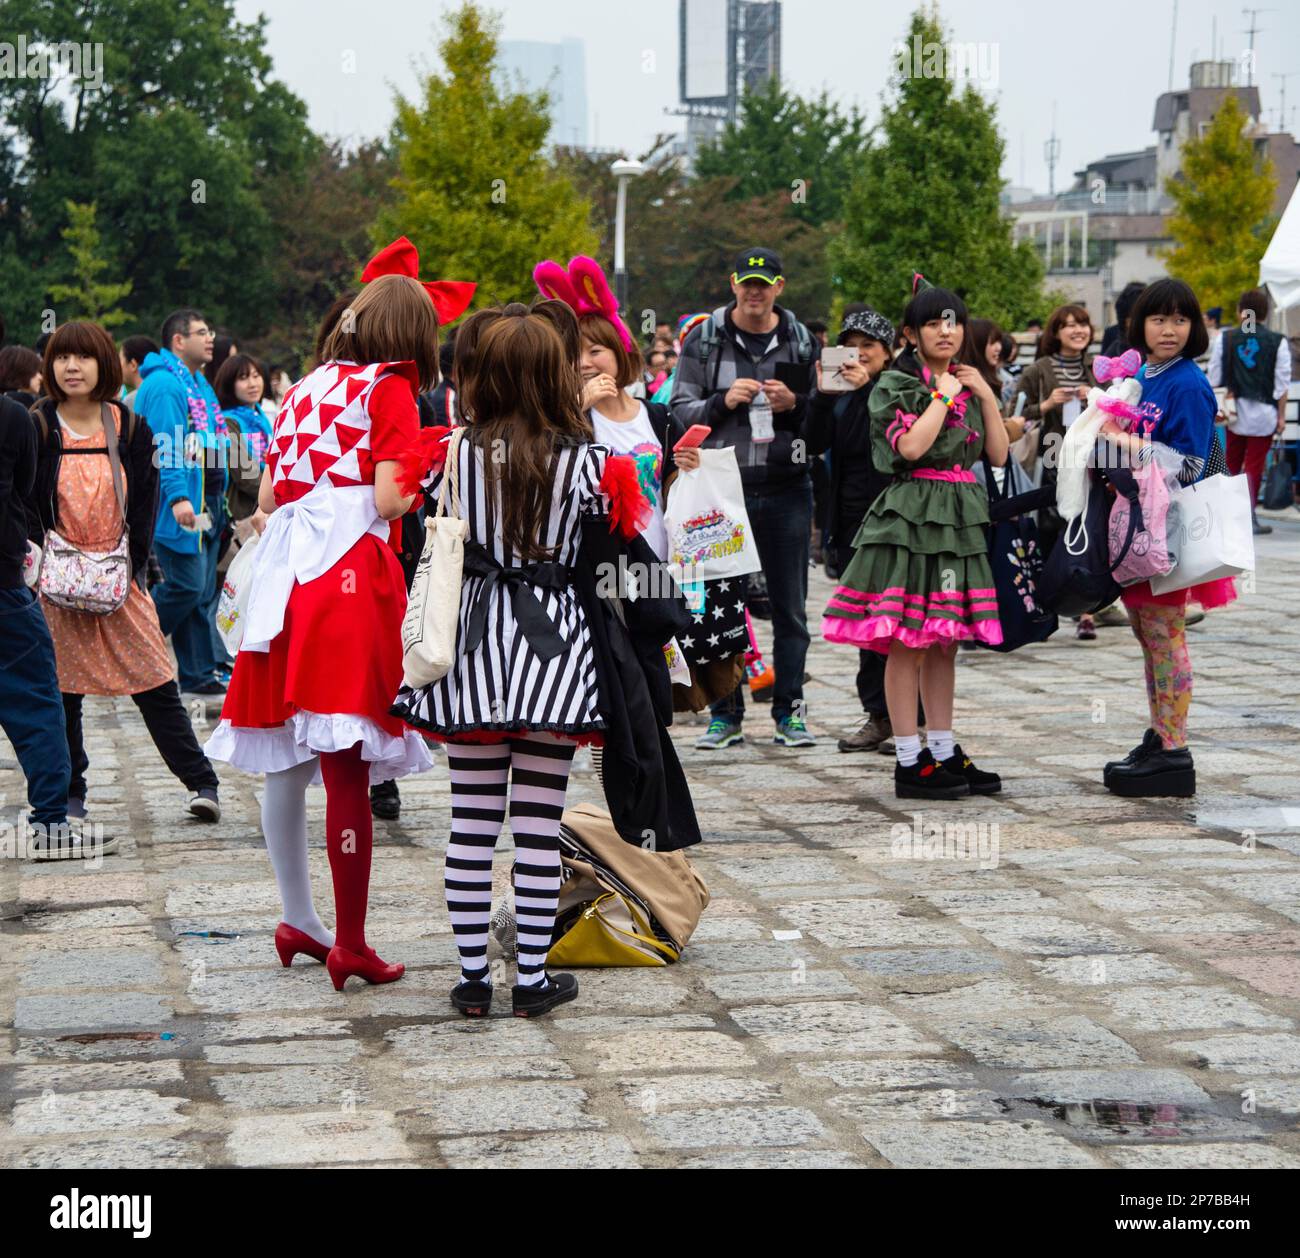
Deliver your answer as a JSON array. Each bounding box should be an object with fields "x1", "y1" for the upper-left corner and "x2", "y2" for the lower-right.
[{"x1": 532, "y1": 256, "x2": 634, "y2": 352}]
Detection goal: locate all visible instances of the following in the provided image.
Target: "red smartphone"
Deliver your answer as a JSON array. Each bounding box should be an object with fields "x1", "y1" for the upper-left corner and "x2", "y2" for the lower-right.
[{"x1": 673, "y1": 424, "x2": 712, "y2": 452}]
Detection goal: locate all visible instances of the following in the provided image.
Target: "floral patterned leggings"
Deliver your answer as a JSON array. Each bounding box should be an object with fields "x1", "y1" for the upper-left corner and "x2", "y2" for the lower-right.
[{"x1": 1130, "y1": 604, "x2": 1192, "y2": 749}]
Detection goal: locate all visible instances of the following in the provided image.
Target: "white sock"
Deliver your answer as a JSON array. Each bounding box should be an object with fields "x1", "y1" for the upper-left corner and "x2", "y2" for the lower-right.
[
  {"x1": 895, "y1": 734, "x2": 922, "y2": 767},
  {"x1": 261, "y1": 758, "x2": 334, "y2": 949},
  {"x1": 928, "y1": 730, "x2": 955, "y2": 761}
]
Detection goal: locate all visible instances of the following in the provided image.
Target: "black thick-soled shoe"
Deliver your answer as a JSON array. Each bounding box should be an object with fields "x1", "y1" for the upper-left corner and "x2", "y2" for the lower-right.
[
  {"x1": 1103, "y1": 729, "x2": 1161, "y2": 781},
  {"x1": 370, "y1": 779, "x2": 401, "y2": 821},
  {"x1": 512, "y1": 972, "x2": 579, "y2": 1019},
  {"x1": 941, "y1": 745, "x2": 1002, "y2": 795},
  {"x1": 894, "y1": 748, "x2": 970, "y2": 800},
  {"x1": 1105, "y1": 747, "x2": 1196, "y2": 798},
  {"x1": 450, "y1": 978, "x2": 493, "y2": 1017}
]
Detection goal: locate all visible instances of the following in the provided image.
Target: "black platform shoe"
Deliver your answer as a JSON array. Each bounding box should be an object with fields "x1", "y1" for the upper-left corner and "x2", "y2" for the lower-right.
[
  {"x1": 894, "y1": 748, "x2": 971, "y2": 800},
  {"x1": 512, "y1": 972, "x2": 579, "y2": 1018},
  {"x1": 1103, "y1": 729, "x2": 1161, "y2": 781},
  {"x1": 450, "y1": 978, "x2": 493, "y2": 1017},
  {"x1": 941, "y1": 745, "x2": 1002, "y2": 795},
  {"x1": 1105, "y1": 746, "x2": 1196, "y2": 797},
  {"x1": 370, "y1": 779, "x2": 400, "y2": 820}
]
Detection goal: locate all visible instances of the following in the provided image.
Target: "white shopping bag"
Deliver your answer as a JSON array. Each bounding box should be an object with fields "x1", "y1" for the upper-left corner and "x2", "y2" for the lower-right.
[
  {"x1": 215, "y1": 533, "x2": 260, "y2": 654},
  {"x1": 1149, "y1": 473, "x2": 1254, "y2": 594},
  {"x1": 664, "y1": 446, "x2": 762, "y2": 583}
]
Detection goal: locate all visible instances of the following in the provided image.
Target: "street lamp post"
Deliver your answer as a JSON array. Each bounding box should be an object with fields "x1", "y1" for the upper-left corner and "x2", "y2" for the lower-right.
[{"x1": 610, "y1": 158, "x2": 644, "y2": 322}]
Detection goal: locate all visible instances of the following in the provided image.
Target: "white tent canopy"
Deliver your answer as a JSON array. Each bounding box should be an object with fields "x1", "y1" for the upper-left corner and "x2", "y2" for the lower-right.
[{"x1": 1260, "y1": 180, "x2": 1300, "y2": 313}]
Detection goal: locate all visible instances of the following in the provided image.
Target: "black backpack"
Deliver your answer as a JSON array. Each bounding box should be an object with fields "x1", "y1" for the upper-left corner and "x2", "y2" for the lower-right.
[{"x1": 1038, "y1": 467, "x2": 1142, "y2": 616}]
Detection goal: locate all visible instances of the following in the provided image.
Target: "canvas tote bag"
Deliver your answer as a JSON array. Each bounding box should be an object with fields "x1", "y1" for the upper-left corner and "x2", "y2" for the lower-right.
[{"x1": 401, "y1": 427, "x2": 468, "y2": 687}]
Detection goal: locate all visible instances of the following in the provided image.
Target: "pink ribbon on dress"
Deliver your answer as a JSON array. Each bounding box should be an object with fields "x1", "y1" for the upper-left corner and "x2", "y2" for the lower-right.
[{"x1": 913, "y1": 466, "x2": 976, "y2": 483}]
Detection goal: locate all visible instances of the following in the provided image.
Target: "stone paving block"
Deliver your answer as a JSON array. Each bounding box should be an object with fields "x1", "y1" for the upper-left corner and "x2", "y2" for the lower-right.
[
  {"x1": 1167, "y1": 1034, "x2": 1300, "y2": 1075},
  {"x1": 641, "y1": 1104, "x2": 829, "y2": 1149},
  {"x1": 10, "y1": 1060, "x2": 185, "y2": 1092},
  {"x1": 14, "y1": 993, "x2": 173, "y2": 1033},
  {"x1": 226, "y1": 1111, "x2": 410, "y2": 1166},
  {"x1": 11, "y1": 1088, "x2": 187, "y2": 1136},
  {"x1": 437, "y1": 1132, "x2": 640, "y2": 1169},
  {"x1": 384, "y1": 1021, "x2": 556, "y2": 1060},
  {"x1": 1104, "y1": 1143, "x2": 1300, "y2": 1169},
  {"x1": 675, "y1": 1149, "x2": 869, "y2": 1168},
  {"x1": 730, "y1": 1000, "x2": 941, "y2": 1056},
  {"x1": 830, "y1": 1088, "x2": 1006, "y2": 1121},
  {"x1": 860, "y1": 1119, "x2": 1100, "y2": 1168},
  {"x1": 409, "y1": 1082, "x2": 603, "y2": 1135},
  {"x1": 614, "y1": 1074, "x2": 783, "y2": 1110},
  {"x1": 891, "y1": 979, "x2": 1068, "y2": 1018},
  {"x1": 211, "y1": 1065, "x2": 371, "y2": 1110},
  {"x1": 954, "y1": 914, "x2": 1138, "y2": 956},
  {"x1": 1100, "y1": 985, "x2": 1291, "y2": 1032},
  {"x1": 1232, "y1": 1079, "x2": 1300, "y2": 1114},
  {"x1": 1030, "y1": 954, "x2": 1194, "y2": 987},
  {"x1": 797, "y1": 1059, "x2": 981, "y2": 1091},
  {"x1": 935, "y1": 1015, "x2": 1142, "y2": 1069},
  {"x1": 4, "y1": 1136, "x2": 200, "y2": 1169},
  {"x1": 580, "y1": 1030, "x2": 758, "y2": 1073},
  {"x1": 400, "y1": 1057, "x2": 576, "y2": 1086},
  {"x1": 843, "y1": 948, "x2": 1005, "y2": 976},
  {"x1": 1002, "y1": 1069, "x2": 1213, "y2": 1106},
  {"x1": 18, "y1": 948, "x2": 166, "y2": 991},
  {"x1": 700, "y1": 968, "x2": 858, "y2": 1002}
]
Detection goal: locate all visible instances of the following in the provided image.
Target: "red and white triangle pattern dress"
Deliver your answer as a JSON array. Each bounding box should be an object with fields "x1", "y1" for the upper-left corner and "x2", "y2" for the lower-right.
[{"x1": 205, "y1": 360, "x2": 433, "y2": 784}]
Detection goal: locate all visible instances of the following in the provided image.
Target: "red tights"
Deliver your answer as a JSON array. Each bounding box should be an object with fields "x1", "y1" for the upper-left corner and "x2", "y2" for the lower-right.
[{"x1": 319, "y1": 744, "x2": 373, "y2": 954}]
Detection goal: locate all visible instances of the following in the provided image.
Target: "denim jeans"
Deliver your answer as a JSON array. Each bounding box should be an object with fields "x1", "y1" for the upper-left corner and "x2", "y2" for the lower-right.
[
  {"x1": 0, "y1": 586, "x2": 71, "y2": 825},
  {"x1": 711, "y1": 478, "x2": 813, "y2": 725},
  {"x1": 152, "y1": 506, "x2": 226, "y2": 691}
]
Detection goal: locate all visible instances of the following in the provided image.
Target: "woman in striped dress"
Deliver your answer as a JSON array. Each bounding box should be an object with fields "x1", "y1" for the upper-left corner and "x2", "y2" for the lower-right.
[{"x1": 392, "y1": 303, "x2": 646, "y2": 1019}]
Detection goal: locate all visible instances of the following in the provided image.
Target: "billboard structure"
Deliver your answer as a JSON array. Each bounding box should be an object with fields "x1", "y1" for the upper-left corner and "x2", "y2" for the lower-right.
[{"x1": 676, "y1": 0, "x2": 782, "y2": 161}]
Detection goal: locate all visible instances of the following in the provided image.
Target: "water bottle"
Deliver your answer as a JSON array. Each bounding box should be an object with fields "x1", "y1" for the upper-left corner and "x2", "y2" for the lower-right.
[{"x1": 749, "y1": 385, "x2": 775, "y2": 443}]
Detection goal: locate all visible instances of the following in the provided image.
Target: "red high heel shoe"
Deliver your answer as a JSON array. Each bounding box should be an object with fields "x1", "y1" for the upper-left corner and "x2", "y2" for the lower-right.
[
  {"x1": 325, "y1": 944, "x2": 405, "y2": 991},
  {"x1": 274, "y1": 922, "x2": 332, "y2": 968}
]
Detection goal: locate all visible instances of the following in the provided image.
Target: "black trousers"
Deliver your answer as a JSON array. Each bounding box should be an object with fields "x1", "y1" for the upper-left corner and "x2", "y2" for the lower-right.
[
  {"x1": 63, "y1": 681, "x2": 219, "y2": 801},
  {"x1": 832, "y1": 544, "x2": 924, "y2": 723}
]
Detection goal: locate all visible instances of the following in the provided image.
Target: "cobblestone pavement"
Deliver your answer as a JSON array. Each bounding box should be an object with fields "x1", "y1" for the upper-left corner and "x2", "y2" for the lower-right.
[{"x1": 2, "y1": 521, "x2": 1298, "y2": 1170}]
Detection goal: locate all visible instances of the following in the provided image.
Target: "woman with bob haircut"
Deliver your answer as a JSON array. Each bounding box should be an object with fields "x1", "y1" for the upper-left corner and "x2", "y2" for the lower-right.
[
  {"x1": 1094, "y1": 278, "x2": 1229, "y2": 798},
  {"x1": 28, "y1": 321, "x2": 222, "y2": 843},
  {"x1": 206, "y1": 238, "x2": 476, "y2": 990}
]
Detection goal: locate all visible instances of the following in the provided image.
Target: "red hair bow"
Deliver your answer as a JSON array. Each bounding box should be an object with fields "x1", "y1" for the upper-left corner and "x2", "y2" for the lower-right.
[{"x1": 362, "y1": 236, "x2": 476, "y2": 324}]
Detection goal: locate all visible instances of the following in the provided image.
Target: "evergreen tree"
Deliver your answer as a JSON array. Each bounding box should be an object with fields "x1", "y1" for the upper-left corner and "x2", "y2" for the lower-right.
[
  {"x1": 830, "y1": 8, "x2": 1043, "y2": 328},
  {"x1": 375, "y1": 2, "x2": 597, "y2": 308},
  {"x1": 1163, "y1": 93, "x2": 1277, "y2": 316},
  {"x1": 49, "y1": 201, "x2": 133, "y2": 327}
]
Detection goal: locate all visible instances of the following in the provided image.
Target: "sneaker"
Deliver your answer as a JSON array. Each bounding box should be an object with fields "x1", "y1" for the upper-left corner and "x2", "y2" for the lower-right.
[
  {"x1": 1103, "y1": 728, "x2": 1161, "y2": 779},
  {"x1": 940, "y1": 745, "x2": 1001, "y2": 794},
  {"x1": 1185, "y1": 610, "x2": 1206, "y2": 627},
  {"x1": 1075, "y1": 616, "x2": 1097, "y2": 640},
  {"x1": 894, "y1": 748, "x2": 970, "y2": 800},
  {"x1": 187, "y1": 680, "x2": 227, "y2": 697},
  {"x1": 1094, "y1": 604, "x2": 1130, "y2": 628},
  {"x1": 450, "y1": 978, "x2": 493, "y2": 1017},
  {"x1": 838, "y1": 714, "x2": 892, "y2": 753},
  {"x1": 773, "y1": 715, "x2": 816, "y2": 747},
  {"x1": 696, "y1": 719, "x2": 743, "y2": 750},
  {"x1": 370, "y1": 779, "x2": 400, "y2": 821},
  {"x1": 29, "y1": 823, "x2": 118, "y2": 861},
  {"x1": 513, "y1": 971, "x2": 579, "y2": 1018},
  {"x1": 188, "y1": 789, "x2": 221, "y2": 822},
  {"x1": 1253, "y1": 520, "x2": 1273, "y2": 535},
  {"x1": 1105, "y1": 746, "x2": 1195, "y2": 797}
]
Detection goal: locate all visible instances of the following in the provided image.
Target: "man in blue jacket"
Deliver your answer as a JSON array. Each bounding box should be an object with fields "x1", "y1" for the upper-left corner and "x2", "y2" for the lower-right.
[{"x1": 133, "y1": 309, "x2": 230, "y2": 696}]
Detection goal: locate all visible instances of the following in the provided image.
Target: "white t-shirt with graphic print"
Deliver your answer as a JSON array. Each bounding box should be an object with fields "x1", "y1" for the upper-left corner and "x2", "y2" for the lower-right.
[{"x1": 589, "y1": 401, "x2": 668, "y2": 560}]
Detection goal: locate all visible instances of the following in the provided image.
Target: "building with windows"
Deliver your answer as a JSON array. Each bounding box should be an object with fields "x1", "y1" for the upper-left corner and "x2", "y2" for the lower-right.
[{"x1": 498, "y1": 37, "x2": 588, "y2": 150}]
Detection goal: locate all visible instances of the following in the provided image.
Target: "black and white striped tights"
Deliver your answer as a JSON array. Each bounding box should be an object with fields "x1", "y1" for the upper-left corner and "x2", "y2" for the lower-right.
[{"x1": 443, "y1": 733, "x2": 576, "y2": 987}]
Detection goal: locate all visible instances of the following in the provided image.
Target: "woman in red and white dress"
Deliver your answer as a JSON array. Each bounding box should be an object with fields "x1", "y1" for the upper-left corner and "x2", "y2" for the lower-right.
[{"x1": 206, "y1": 239, "x2": 474, "y2": 989}]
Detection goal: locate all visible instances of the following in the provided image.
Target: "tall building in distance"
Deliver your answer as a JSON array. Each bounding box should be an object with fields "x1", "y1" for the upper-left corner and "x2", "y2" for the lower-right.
[
  {"x1": 498, "y1": 37, "x2": 588, "y2": 150},
  {"x1": 675, "y1": 0, "x2": 782, "y2": 167}
]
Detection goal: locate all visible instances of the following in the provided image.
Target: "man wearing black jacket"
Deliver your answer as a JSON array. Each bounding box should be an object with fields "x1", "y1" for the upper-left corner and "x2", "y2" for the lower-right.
[{"x1": 670, "y1": 248, "x2": 819, "y2": 750}]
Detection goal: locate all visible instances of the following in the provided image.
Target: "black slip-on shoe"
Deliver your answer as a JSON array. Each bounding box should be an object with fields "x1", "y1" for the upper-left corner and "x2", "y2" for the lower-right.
[
  {"x1": 894, "y1": 748, "x2": 970, "y2": 800},
  {"x1": 450, "y1": 979, "x2": 493, "y2": 1017},
  {"x1": 512, "y1": 972, "x2": 579, "y2": 1018},
  {"x1": 1105, "y1": 747, "x2": 1196, "y2": 797},
  {"x1": 370, "y1": 780, "x2": 401, "y2": 820},
  {"x1": 941, "y1": 745, "x2": 1001, "y2": 794}
]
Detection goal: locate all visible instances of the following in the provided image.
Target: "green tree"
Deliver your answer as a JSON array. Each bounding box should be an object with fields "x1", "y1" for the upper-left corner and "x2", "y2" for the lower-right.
[
  {"x1": 0, "y1": 0, "x2": 316, "y2": 344},
  {"x1": 1162, "y1": 93, "x2": 1277, "y2": 316},
  {"x1": 830, "y1": 8, "x2": 1043, "y2": 328},
  {"x1": 694, "y1": 78, "x2": 868, "y2": 228},
  {"x1": 375, "y1": 3, "x2": 596, "y2": 308},
  {"x1": 48, "y1": 200, "x2": 132, "y2": 326}
]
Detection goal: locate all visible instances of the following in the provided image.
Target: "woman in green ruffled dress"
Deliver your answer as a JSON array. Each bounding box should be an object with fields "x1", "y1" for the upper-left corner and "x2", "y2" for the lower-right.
[{"x1": 822, "y1": 278, "x2": 1010, "y2": 800}]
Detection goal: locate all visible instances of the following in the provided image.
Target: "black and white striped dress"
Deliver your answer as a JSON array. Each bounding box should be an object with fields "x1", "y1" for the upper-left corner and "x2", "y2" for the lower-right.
[{"x1": 392, "y1": 434, "x2": 610, "y2": 741}]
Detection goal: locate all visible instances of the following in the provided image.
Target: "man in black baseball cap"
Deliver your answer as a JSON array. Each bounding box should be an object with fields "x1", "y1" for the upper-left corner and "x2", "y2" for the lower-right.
[{"x1": 670, "y1": 243, "x2": 820, "y2": 752}]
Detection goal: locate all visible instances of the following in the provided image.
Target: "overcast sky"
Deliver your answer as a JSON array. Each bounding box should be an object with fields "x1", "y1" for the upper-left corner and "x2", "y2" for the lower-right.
[{"x1": 235, "y1": 0, "x2": 1300, "y2": 192}]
